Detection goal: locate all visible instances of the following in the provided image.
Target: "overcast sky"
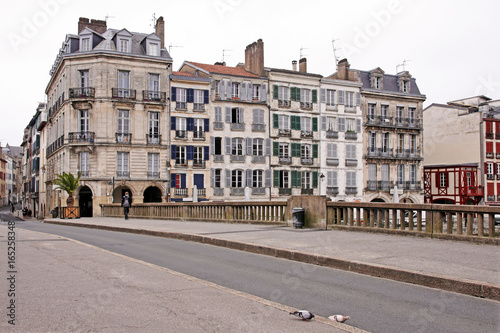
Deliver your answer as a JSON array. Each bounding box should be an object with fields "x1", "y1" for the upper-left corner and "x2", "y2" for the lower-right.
[{"x1": 1, "y1": 0, "x2": 498, "y2": 146}]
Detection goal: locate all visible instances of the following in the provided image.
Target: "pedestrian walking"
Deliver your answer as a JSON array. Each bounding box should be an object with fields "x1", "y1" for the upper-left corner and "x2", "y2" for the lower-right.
[{"x1": 121, "y1": 191, "x2": 132, "y2": 220}]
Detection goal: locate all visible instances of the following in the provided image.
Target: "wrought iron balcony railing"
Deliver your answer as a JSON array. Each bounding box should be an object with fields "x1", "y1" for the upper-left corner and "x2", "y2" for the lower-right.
[
  {"x1": 142, "y1": 90, "x2": 166, "y2": 103},
  {"x1": 68, "y1": 132, "x2": 95, "y2": 143},
  {"x1": 112, "y1": 88, "x2": 136, "y2": 100},
  {"x1": 69, "y1": 87, "x2": 95, "y2": 99}
]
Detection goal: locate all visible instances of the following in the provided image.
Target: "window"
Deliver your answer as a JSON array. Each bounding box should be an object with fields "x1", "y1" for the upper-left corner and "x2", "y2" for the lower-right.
[
  {"x1": 119, "y1": 38, "x2": 129, "y2": 53},
  {"x1": 193, "y1": 146, "x2": 204, "y2": 165},
  {"x1": 368, "y1": 103, "x2": 376, "y2": 120},
  {"x1": 253, "y1": 138, "x2": 264, "y2": 156},
  {"x1": 397, "y1": 165, "x2": 405, "y2": 186},
  {"x1": 346, "y1": 92, "x2": 354, "y2": 108},
  {"x1": 410, "y1": 134, "x2": 417, "y2": 154},
  {"x1": 301, "y1": 117, "x2": 311, "y2": 131},
  {"x1": 326, "y1": 89, "x2": 335, "y2": 106},
  {"x1": 487, "y1": 162, "x2": 494, "y2": 176},
  {"x1": 410, "y1": 165, "x2": 417, "y2": 184},
  {"x1": 278, "y1": 170, "x2": 290, "y2": 188},
  {"x1": 278, "y1": 115, "x2": 289, "y2": 130},
  {"x1": 327, "y1": 171, "x2": 337, "y2": 187},
  {"x1": 194, "y1": 89, "x2": 203, "y2": 105},
  {"x1": 373, "y1": 76, "x2": 382, "y2": 89},
  {"x1": 118, "y1": 110, "x2": 130, "y2": 133},
  {"x1": 369, "y1": 132, "x2": 377, "y2": 152},
  {"x1": 232, "y1": 138, "x2": 244, "y2": 156},
  {"x1": 396, "y1": 106, "x2": 404, "y2": 123},
  {"x1": 346, "y1": 144, "x2": 356, "y2": 159},
  {"x1": 253, "y1": 109, "x2": 264, "y2": 125},
  {"x1": 80, "y1": 70, "x2": 89, "y2": 88},
  {"x1": 80, "y1": 110, "x2": 89, "y2": 133},
  {"x1": 279, "y1": 143, "x2": 289, "y2": 158},
  {"x1": 253, "y1": 170, "x2": 263, "y2": 188},
  {"x1": 80, "y1": 152, "x2": 89, "y2": 177},
  {"x1": 214, "y1": 81, "x2": 221, "y2": 98},
  {"x1": 148, "y1": 73, "x2": 160, "y2": 94},
  {"x1": 440, "y1": 172, "x2": 448, "y2": 187},
  {"x1": 117, "y1": 152, "x2": 129, "y2": 177},
  {"x1": 346, "y1": 118, "x2": 355, "y2": 132},
  {"x1": 231, "y1": 107, "x2": 244, "y2": 124},
  {"x1": 326, "y1": 117, "x2": 336, "y2": 131},
  {"x1": 176, "y1": 146, "x2": 187, "y2": 165},
  {"x1": 402, "y1": 80, "x2": 410, "y2": 93},
  {"x1": 381, "y1": 105, "x2": 389, "y2": 119},
  {"x1": 147, "y1": 42, "x2": 159, "y2": 56},
  {"x1": 231, "y1": 82, "x2": 240, "y2": 99},
  {"x1": 214, "y1": 169, "x2": 222, "y2": 188},
  {"x1": 148, "y1": 112, "x2": 159, "y2": 143},
  {"x1": 148, "y1": 153, "x2": 160, "y2": 178},
  {"x1": 382, "y1": 164, "x2": 390, "y2": 182},
  {"x1": 118, "y1": 70, "x2": 130, "y2": 97},
  {"x1": 369, "y1": 164, "x2": 377, "y2": 181},
  {"x1": 301, "y1": 144, "x2": 311, "y2": 158},
  {"x1": 176, "y1": 88, "x2": 187, "y2": 108},
  {"x1": 279, "y1": 86, "x2": 289, "y2": 101},
  {"x1": 408, "y1": 107, "x2": 416, "y2": 124},
  {"x1": 214, "y1": 137, "x2": 222, "y2": 155},
  {"x1": 214, "y1": 107, "x2": 222, "y2": 123},
  {"x1": 81, "y1": 37, "x2": 90, "y2": 51},
  {"x1": 327, "y1": 143, "x2": 337, "y2": 159},
  {"x1": 232, "y1": 169, "x2": 243, "y2": 188},
  {"x1": 382, "y1": 132, "x2": 389, "y2": 152},
  {"x1": 193, "y1": 118, "x2": 204, "y2": 139},
  {"x1": 346, "y1": 171, "x2": 356, "y2": 187},
  {"x1": 252, "y1": 85, "x2": 260, "y2": 100},
  {"x1": 302, "y1": 171, "x2": 312, "y2": 189},
  {"x1": 398, "y1": 134, "x2": 405, "y2": 153},
  {"x1": 300, "y1": 89, "x2": 311, "y2": 103}
]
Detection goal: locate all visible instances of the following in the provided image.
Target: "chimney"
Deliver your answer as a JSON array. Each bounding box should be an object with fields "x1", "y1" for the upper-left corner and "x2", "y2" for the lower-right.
[
  {"x1": 299, "y1": 58, "x2": 307, "y2": 73},
  {"x1": 155, "y1": 16, "x2": 165, "y2": 49},
  {"x1": 292, "y1": 60, "x2": 297, "y2": 71},
  {"x1": 336, "y1": 58, "x2": 350, "y2": 80},
  {"x1": 78, "y1": 17, "x2": 107, "y2": 34},
  {"x1": 244, "y1": 39, "x2": 265, "y2": 76}
]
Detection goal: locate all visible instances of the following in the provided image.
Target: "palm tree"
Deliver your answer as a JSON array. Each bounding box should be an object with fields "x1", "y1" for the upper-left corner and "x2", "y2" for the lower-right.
[{"x1": 53, "y1": 172, "x2": 81, "y2": 206}]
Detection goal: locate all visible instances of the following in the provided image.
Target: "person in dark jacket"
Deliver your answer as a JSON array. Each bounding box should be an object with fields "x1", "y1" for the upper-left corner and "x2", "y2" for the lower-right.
[{"x1": 121, "y1": 191, "x2": 132, "y2": 220}]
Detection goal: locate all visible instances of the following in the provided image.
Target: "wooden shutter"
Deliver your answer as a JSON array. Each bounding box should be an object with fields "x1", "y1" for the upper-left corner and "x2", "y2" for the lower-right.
[
  {"x1": 266, "y1": 169, "x2": 271, "y2": 187},
  {"x1": 225, "y1": 137, "x2": 231, "y2": 155},
  {"x1": 171, "y1": 87, "x2": 177, "y2": 101},
  {"x1": 338, "y1": 90, "x2": 345, "y2": 105},
  {"x1": 246, "y1": 137, "x2": 253, "y2": 156},
  {"x1": 273, "y1": 170, "x2": 279, "y2": 187},
  {"x1": 273, "y1": 85, "x2": 279, "y2": 99},
  {"x1": 273, "y1": 141, "x2": 279, "y2": 156},
  {"x1": 204, "y1": 90, "x2": 209, "y2": 104},
  {"x1": 204, "y1": 146, "x2": 209, "y2": 160},
  {"x1": 210, "y1": 169, "x2": 215, "y2": 188},
  {"x1": 225, "y1": 107, "x2": 231, "y2": 123},
  {"x1": 247, "y1": 83, "x2": 253, "y2": 101},
  {"x1": 210, "y1": 137, "x2": 215, "y2": 155},
  {"x1": 204, "y1": 118, "x2": 209, "y2": 132},
  {"x1": 246, "y1": 169, "x2": 252, "y2": 187},
  {"x1": 356, "y1": 118, "x2": 362, "y2": 133},
  {"x1": 187, "y1": 146, "x2": 194, "y2": 160},
  {"x1": 312, "y1": 89, "x2": 317, "y2": 103},
  {"x1": 261, "y1": 83, "x2": 267, "y2": 102},
  {"x1": 320, "y1": 88, "x2": 325, "y2": 103},
  {"x1": 265, "y1": 139, "x2": 271, "y2": 156},
  {"x1": 273, "y1": 114, "x2": 279, "y2": 128},
  {"x1": 241, "y1": 82, "x2": 247, "y2": 101},
  {"x1": 225, "y1": 169, "x2": 231, "y2": 187},
  {"x1": 313, "y1": 144, "x2": 318, "y2": 158},
  {"x1": 312, "y1": 171, "x2": 318, "y2": 188},
  {"x1": 170, "y1": 116, "x2": 176, "y2": 130},
  {"x1": 356, "y1": 92, "x2": 361, "y2": 106},
  {"x1": 312, "y1": 117, "x2": 318, "y2": 131},
  {"x1": 171, "y1": 145, "x2": 177, "y2": 160}
]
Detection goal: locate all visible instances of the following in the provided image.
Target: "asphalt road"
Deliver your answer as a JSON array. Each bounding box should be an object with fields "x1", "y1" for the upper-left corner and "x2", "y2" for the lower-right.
[{"x1": 6, "y1": 217, "x2": 500, "y2": 333}]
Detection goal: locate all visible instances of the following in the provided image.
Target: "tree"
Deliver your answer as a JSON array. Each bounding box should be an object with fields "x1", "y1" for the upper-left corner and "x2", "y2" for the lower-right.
[{"x1": 53, "y1": 172, "x2": 81, "y2": 206}]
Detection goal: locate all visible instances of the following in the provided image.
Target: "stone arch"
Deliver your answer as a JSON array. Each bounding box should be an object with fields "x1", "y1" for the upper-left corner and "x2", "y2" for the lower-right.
[
  {"x1": 78, "y1": 185, "x2": 93, "y2": 217},
  {"x1": 113, "y1": 185, "x2": 134, "y2": 204},
  {"x1": 143, "y1": 186, "x2": 163, "y2": 203},
  {"x1": 432, "y1": 198, "x2": 455, "y2": 204}
]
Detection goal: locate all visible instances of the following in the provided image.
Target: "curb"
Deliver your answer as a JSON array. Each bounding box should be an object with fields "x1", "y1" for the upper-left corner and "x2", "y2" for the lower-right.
[{"x1": 44, "y1": 220, "x2": 500, "y2": 302}]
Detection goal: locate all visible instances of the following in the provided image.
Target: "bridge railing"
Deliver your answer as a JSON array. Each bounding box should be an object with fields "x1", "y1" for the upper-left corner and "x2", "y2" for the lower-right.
[
  {"x1": 101, "y1": 201, "x2": 287, "y2": 224},
  {"x1": 326, "y1": 202, "x2": 500, "y2": 240}
]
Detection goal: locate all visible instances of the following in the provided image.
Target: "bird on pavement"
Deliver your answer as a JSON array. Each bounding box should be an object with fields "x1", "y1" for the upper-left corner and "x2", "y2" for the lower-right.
[
  {"x1": 289, "y1": 310, "x2": 315, "y2": 321},
  {"x1": 328, "y1": 315, "x2": 350, "y2": 323}
]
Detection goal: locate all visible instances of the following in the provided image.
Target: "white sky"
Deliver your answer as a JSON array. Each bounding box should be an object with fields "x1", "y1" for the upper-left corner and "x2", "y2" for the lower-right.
[{"x1": 1, "y1": 0, "x2": 498, "y2": 146}]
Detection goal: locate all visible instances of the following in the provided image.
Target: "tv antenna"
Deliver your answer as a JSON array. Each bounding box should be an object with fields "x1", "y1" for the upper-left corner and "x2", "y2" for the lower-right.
[
  {"x1": 222, "y1": 49, "x2": 232, "y2": 62},
  {"x1": 332, "y1": 38, "x2": 340, "y2": 69},
  {"x1": 300, "y1": 46, "x2": 308, "y2": 59},
  {"x1": 396, "y1": 59, "x2": 411, "y2": 73},
  {"x1": 150, "y1": 13, "x2": 157, "y2": 27},
  {"x1": 105, "y1": 14, "x2": 115, "y2": 23},
  {"x1": 168, "y1": 43, "x2": 183, "y2": 55}
]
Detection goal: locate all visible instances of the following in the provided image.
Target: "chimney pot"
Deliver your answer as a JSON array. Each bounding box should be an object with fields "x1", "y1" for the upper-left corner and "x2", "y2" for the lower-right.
[
  {"x1": 292, "y1": 60, "x2": 297, "y2": 71},
  {"x1": 299, "y1": 58, "x2": 307, "y2": 73}
]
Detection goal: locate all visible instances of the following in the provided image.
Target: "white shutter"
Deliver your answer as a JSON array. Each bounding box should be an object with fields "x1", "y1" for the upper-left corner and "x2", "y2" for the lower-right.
[
  {"x1": 261, "y1": 83, "x2": 267, "y2": 102},
  {"x1": 266, "y1": 169, "x2": 271, "y2": 187},
  {"x1": 225, "y1": 107, "x2": 231, "y2": 123},
  {"x1": 265, "y1": 138, "x2": 271, "y2": 156},
  {"x1": 320, "y1": 88, "x2": 326, "y2": 103},
  {"x1": 321, "y1": 116, "x2": 327, "y2": 131},
  {"x1": 210, "y1": 136, "x2": 215, "y2": 155},
  {"x1": 246, "y1": 169, "x2": 252, "y2": 187},
  {"x1": 210, "y1": 169, "x2": 215, "y2": 187},
  {"x1": 246, "y1": 137, "x2": 253, "y2": 155},
  {"x1": 225, "y1": 137, "x2": 231, "y2": 155},
  {"x1": 247, "y1": 83, "x2": 253, "y2": 101},
  {"x1": 241, "y1": 82, "x2": 247, "y2": 101},
  {"x1": 225, "y1": 169, "x2": 231, "y2": 187}
]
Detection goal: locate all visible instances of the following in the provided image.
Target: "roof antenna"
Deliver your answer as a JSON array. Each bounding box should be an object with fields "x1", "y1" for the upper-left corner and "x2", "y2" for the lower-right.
[
  {"x1": 105, "y1": 14, "x2": 115, "y2": 23},
  {"x1": 150, "y1": 13, "x2": 157, "y2": 27},
  {"x1": 396, "y1": 59, "x2": 411, "y2": 73},
  {"x1": 332, "y1": 38, "x2": 340, "y2": 69},
  {"x1": 222, "y1": 49, "x2": 232, "y2": 63},
  {"x1": 300, "y1": 46, "x2": 308, "y2": 59},
  {"x1": 168, "y1": 43, "x2": 183, "y2": 55}
]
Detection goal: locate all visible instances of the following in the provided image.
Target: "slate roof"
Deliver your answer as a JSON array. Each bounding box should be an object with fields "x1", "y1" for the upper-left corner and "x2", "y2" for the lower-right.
[{"x1": 358, "y1": 70, "x2": 423, "y2": 96}]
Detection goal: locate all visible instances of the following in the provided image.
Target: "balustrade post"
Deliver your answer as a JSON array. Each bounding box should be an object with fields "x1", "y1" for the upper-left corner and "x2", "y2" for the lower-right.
[
  {"x1": 384, "y1": 209, "x2": 390, "y2": 229},
  {"x1": 356, "y1": 208, "x2": 361, "y2": 227},
  {"x1": 408, "y1": 210, "x2": 414, "y2": 231},
  {"x1": 446, "y1": 212, "x2": 453, "y2": 234},
  {"x1": 377, "y1": 208, "x2": 382, "y2": 228},
  {"x1": 363, "y1": 208, "x2": 368, "y2": 228},
  {"x1": 416, "y1": 211, "x2": 422, "y2": 231},
  {"x1": 478, "y1": 213, "x2": 484, "y2": 237},
  {"x1": 343, "y1": 207, "x2": 348, "y2": 225},
  {"x1": 457, "y1": 213, "x2": 463, "y2": 235},
  {"x1": 348, "y1": 208, "x2": 354, "y2": 226},
  {"x1": 391, "y1": 209, "x2": 397, "y2": 229},
  {"x1": 425, "y1": 210, "x2": 432, "y2": 234},
  {"x1": 400, "y1": 209, "x2": 406, "y2": 230},
  {"x1": 467, "y1": 213, "x2": 473, "y2": 236},
  {"x1": 370, "y1": 209, "x2": 375, "y2": 228},
  {"x1": 337, "y1": 208, "x2": 341, "y2": 225},
  {"x1": 488, "y1": 213, "x2": 495, "y2": 237}
]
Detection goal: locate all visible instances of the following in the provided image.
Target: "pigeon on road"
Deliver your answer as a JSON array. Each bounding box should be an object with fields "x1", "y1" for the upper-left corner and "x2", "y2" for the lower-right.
[
  {"x1": 289, "y1": 310, "x2": 315, "y2": 321},
  {"x1": 328, "y1": 315, "x2": 350, "y2": 323}
]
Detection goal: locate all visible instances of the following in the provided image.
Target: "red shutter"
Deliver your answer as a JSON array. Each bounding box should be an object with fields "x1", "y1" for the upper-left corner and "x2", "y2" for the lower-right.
[
  {"x1": 496, "y1": 142, "x2": 500, "y2": 155},
  {"x1": 435, "y1": 172, "x2": 440, "y2": 188},
  {"x1": 487, "y1": 183, "x2": 494, "y2": 196},
  {"x1": 496, "y1": 122, "x2": 500, "y2": 133},
  {"x1": 486, "y1": 142, "x2": 494, "y2": 153},
  {"x1": 445, "y1": 172, "x2": 449, "y2": 187},
  {"x1": 486, "y1": 121, "x2": 493, "y2": 133}
]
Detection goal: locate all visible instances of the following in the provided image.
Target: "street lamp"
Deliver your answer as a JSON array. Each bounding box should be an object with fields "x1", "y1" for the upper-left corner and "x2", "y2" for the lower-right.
[{"x1": 319, "y1": 173, "x2": 325, "y2": 196}]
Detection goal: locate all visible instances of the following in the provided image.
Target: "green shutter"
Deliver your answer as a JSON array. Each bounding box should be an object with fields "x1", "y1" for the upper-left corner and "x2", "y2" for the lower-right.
[
  {"x1": 313, "y1": 144, "x2": 318, "y2": 158},
  {"x1": 273, "y1": 113, "x2": 279, "y2": 128},
  {"x1": 312, "y1": 89, "x2": 317, "y2": 103},
  {"x1": 291, "y1": 170, "x2": 297, "y2": 187},
  {"x1": 290, "y1": 87, "x2": 296, "y2": 101},
  {"x1": 312, "y1": 117, "x2": 318, "y2": 131},
  {"x1": 273, "y1": 141, "x2": 279, "y2": 156},
  {"x1": 296, "y1": 88, "x2": 301, "y2": 101},
  {"x1": 273, "y1": 170, "x2": 279, "y2": 187},
  {"x1": 273, "y1": 85, "x2": 279, "y2": 99},
  {"x1": 296, "y1": 116, "x2": 301, "y2": 130},
  {"x1": 292, "y1": 143, "x2": 301, "y2": 157},
  {"x1": 297, "y1": 171, "x2": 302, "y2": 187},
  {"x1": 313, "y1": 171, "x2": 318, "y2": 188}
]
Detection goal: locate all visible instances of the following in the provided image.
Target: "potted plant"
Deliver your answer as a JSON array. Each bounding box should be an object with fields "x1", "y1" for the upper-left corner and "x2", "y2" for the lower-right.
[{"x1": 53, "y1": 172, "x2": 81, "y2": 218}]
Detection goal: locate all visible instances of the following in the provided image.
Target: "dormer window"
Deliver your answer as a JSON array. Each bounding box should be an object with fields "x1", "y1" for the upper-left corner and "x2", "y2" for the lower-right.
[
  {"x1": 402, "y1": 80, "x2": 410, "y2": 93},
  {"x1": 81, "y1": 37, "x2": 90, "y2": 51},
  {"x1": 147, "y1": 42, "x2": 159, "y2": 56},
  {"x1": 374, "y1": 76, "x2": 382, "y2": 89},
  {"x1": 142, "y1": 33, "x2": 162, "y2": 57},
  {"x1": 113, "y1": 29, "x2": 133, "y2": 54},
  {"x1": 397, "y1": 71, "x2": 412, "y2": 93},
  {"x1": 370, "y1": 68, "x2": 385, "y2": 90},
  {"x1": 118, "y1": 38, "x2": 130, "y2": 53}
]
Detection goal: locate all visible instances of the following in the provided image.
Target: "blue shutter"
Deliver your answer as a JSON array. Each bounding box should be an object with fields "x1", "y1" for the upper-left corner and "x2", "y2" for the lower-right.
[
  {"x1": 187, "y1": 89, "x2": 194, "y2": 103},
  {"x1": 187, "y1": 118, "x2": 194, "y2": 131},
  {"x1": 204, "y1": 90, "x2": 209, "y2": 104},
  {"x1": 181, "y1": 174, "x2": 186, "y2": 188},
  {"x1": 204, "y1": 146, "x2": 209, "y2": 160},
  {"x1": 187, "y1": 146, "x2": 194, "y2": 160},
  {"x1": 194, "y1": 174, "x2": 204, "y2": 189},
  {"x1": 171, "y1": 174, "x2": 176, "y2": 189},
  {"x1": 204, "y1": 118, "x2": 209, "y2": 132},
  {"x1": 171, "y1": 116, "x2": 176, "y2": 130},
  {"x1": 171, "y1": 145, "x2": 177, "y2": 159},
  {"x1": 171, "y1": 87, "x2": 177, "y2": 102}
]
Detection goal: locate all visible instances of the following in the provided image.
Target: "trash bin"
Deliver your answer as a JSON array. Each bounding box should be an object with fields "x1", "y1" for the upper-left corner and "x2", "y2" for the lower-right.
[
  {"x1": 292, "y1": 207, "x2": 305, "y2": 228},
  {"x1": 52, "y1": 207, "x2": 59, "y2": 218}
]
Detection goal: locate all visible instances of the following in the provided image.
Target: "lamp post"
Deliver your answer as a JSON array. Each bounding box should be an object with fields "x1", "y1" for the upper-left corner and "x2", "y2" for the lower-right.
[{"x1": 319, "y1": 173, "x2": 325, "y2": 196}]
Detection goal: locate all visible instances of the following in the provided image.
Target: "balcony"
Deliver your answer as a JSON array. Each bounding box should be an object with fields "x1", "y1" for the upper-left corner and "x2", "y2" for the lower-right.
[
  {"x1": 175, "y1": 130, "x2": 187, "y2": 139},
  {"x1": 193, "y1": 103, "x2": 205, "y2": 112},
  {"x1": 230, "y1": 188, "x2": 245, "y2": 196},
  {"x1": 252, "y1": 155, "x2": 266, "y2": 163},
  {"x1": 116, "y1": 171, "x2": 130, "y2": 178},
  {"x1": 69, "y1": 87, "x2": 95, "y2": 99},
  {"x1": 147, "y1": 134, "x2": 161, "y2": 145},
  {"x1": 252, "y1": 187, "x2": 266, "y2": 195},
  {"x1": 116, "y1": 133, "x2": 132, "y2": 144},
  {"x1": 366, "y1": 181, "x2": 378, "y2": 191},
  {"x1": 487, "y1": 195, "x2": 495, "y2": 202},
  {"x1": 365, "y1": 116, "x2": 393, "y2": 127},
  {"x1": 213, "y1": 155, "x2": 224, "y2": 163},
  {"x1": 252, "y1": 123, "x2": 266, "y2": 132},
  {"x1": 174, "y1": 188, "x2": 188, "y2": 197},
  {"x1": 279, "y1": 188, "x2": 292, "y2": 195},
  {"x1": 230, "y1": 123, "x2": 245, "y2": 131},
  {"x1": 142, "y1": 90, "x2": 166, "y2": 103},
  {"x1": 68, "y1": 132, "x2": 95, "y2": 144},
  {"x1": 213, "y1": 188, "x2": 224, "y2": 196},
  {"x1": 345, "y1": 131, "x2": 358, "y2": 140},
  {"x1": 301, "y1": 130, "x2": 313, "y2": 138},
  {"x1": 326, "y1": 187, "x2": 339, "y2": 195},
  {"x1": 196, "y1": 188, "x2": 206, "y2": 197},
  {"x1": 278, "y1": 100, "x2": 291, "y2": 108},
  {"x1": 230, "y1": 155, "x2": 245, "y2": 163},
  {"x1": 378, "y1": 148, "x2": 393, "y2": 158},
  {"x1": 345, "y1": 159, "x2": 357, "y2": 167},
  {"x1": 406, "y1": 181, "x2": 422, "y2": 191},
  {"x1": 301, "y1": 157, "x2": 313, "y2": 165},
  {"x1": 301, "y1": 188, "x2": 313, "y2": 195},
  {"x1": 300, "y1": 102, "x2": 312, "y2": 110},
  {"x1": 192, "y1": 160, "x2": 206, "y2": 168},
  {"x1": 487, "y1": 174, "x2": 495, "y2": 180},
  {"x1": 378, "y1": 181, "x2": 392, "y2": 191},
  {"x1": 80, "y1": 171, "x2": 90, "y2": 178},
  {"x1": 213, "y1": 122, "x2": 224, "y2": 130},
  {"x1": 279, "y1": 157, "x2": 291, "y2": 165},
  {"x1": 278, "y1": 129, "x2": 291, "y2": 137},
  {"x1": 193, "y1": 131, "x2": 206, "y2": 140},
  {"x1": 326, "y1": 130, "x2": 339, "y2": 139},
  {"x1": 147, "y1": 172, "x2": 160, "y2": 179},
  {"x1": 112, "y1": 88, "x2": 136, "y2": 100},
  {"x1": 175, "y1": 102, "x2": 187, "y2": 110},
  {"x1": 326, "y1": 158, "x2": 339, "y2": 166},
  {"x1": 486, "y1": 152, "x2": 494, "y2": 158},
  {"x1": 345, "y1": 187, "x2": 357, "y2": 195},
  {"x1": 175, "y1": 160, "x2": 188, "y2": 168},
  {"x1": 466, "y1": 185, "x2": 484, "y2": 196}
]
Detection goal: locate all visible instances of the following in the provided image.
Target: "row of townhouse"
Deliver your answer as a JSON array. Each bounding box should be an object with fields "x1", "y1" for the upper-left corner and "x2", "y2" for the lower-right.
[
  {"x1": 0, "y1": 144, "x2": 23, "y2": 207},
  {"x1": 21, "y1": 17, "x2": 425, "y2": 218}
]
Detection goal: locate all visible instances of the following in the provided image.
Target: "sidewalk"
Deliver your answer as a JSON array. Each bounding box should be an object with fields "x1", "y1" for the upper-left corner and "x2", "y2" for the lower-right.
[
  {"x1": 43, "y1": 216, "x2": 500, "y2": 301},
  {"x1": 0, "y1": 225, "x2": 352, "y2": 333}
]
